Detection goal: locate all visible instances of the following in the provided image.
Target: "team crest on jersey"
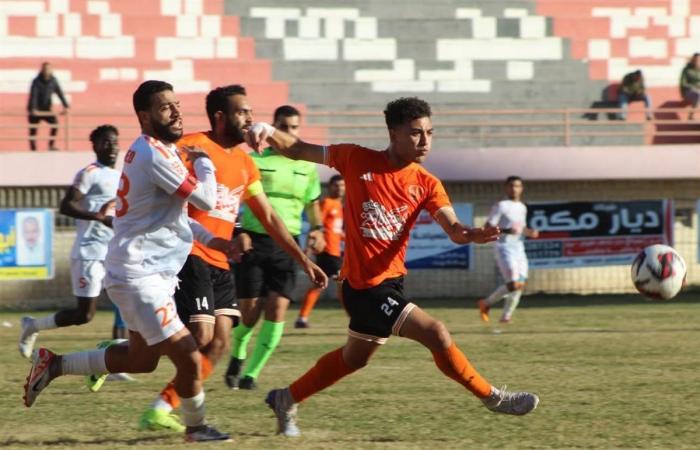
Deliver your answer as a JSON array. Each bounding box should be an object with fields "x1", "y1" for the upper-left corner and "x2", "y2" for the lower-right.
[
  {"x1": 360, "y1": 200, "x2": 408, "y2": 241},
  {"x1": 208, "y1": 184, "x2": 245, "y2": 223},
  {"x1": 407, "y1": 185, "x2": 425, "y2": 203}
]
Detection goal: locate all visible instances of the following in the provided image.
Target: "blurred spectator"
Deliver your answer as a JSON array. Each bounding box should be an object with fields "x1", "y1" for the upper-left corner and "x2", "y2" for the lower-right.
[
  {"x1": 680, "y1": 53, "x2": 700, "y2": 120},
  {"x1": 617, "y1": 70, "x2": 652, "y2": 121},
  {"x1": 27, "y1": 62, "x2": 69, "y2": 151}
]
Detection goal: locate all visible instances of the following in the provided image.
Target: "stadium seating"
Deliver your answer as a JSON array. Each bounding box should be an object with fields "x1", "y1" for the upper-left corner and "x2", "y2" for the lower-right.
[
  {"x1": 1, "y1": 0, "x2": 698, "y2": 151},
  {"x1": 0, "y1": 0, "x2": 324, "y2": 151}
]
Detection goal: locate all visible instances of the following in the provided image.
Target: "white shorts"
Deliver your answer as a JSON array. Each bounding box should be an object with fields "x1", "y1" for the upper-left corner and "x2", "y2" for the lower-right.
[
  {"x1": 71, "y1": 259, "x2": 106, "y2": 298},
  {"x1": 495, "y1": 243, "x2": 529, "y2": 283},
  {"x1": 104, "y1": 272, "x2": 185, "y2": 346}
]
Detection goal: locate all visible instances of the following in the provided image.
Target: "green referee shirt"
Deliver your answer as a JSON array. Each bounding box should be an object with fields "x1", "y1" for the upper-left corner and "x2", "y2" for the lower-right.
[{"x1": 241, "y1": 147, "x2": 321, "y2": 236}]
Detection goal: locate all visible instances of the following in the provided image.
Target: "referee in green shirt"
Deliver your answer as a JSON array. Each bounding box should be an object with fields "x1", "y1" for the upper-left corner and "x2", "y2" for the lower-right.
[{"x1": 226, "y1": 105, "x2": 325, "y2": 390}]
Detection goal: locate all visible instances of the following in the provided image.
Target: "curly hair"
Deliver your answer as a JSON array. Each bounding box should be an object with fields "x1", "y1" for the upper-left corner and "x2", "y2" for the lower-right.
[
  {"x1": 383, "y1": 97, "x2": 432, "y2": 129},
  {"x1": 89, "y1": 124, "x2": 118, "y2": 143}
]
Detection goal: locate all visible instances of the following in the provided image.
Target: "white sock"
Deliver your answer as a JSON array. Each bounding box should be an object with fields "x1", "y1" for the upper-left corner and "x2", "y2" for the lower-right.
[
  {"x1": 60, "y1": 349, "x2": 108, "y2": 375},
  {"x1": 152, "y1": 396, "x2": 174, "y2": 413},
  {"x1": 33, "y1": 314, "x2": 57, "y2": 331},
  {"x1": 180, "y1": 391, "x2": 206, "y2": 427},
  {"x1": 502, "y1": 290, "x2": 523, "y2": 319},
  {"x1": 484, "y1": 285, "x2": 509, "y2": 306}
]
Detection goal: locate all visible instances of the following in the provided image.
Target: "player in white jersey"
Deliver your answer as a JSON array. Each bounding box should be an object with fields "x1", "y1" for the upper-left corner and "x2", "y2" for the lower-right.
[
  {"x1": 478, "y1": 176, "x2": 539, "y2": 323},
  {"x1": 23, "y1": 81, "x2": 232, "y2": 442},
  {"x1": 18, "y1": 125, "x2": 122, "y2": 360}
]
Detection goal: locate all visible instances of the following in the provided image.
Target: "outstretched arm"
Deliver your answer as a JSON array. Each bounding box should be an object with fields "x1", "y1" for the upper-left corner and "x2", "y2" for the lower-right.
[
  {"x1": 246, "y1": 192, "x2": 328, "y2": 288},
  {"x1": 245, "y1": 122, "x2": 327, "y2": 164},
  {"x1": 434, "y1": 207, "x2": 500, "y2": 245}
]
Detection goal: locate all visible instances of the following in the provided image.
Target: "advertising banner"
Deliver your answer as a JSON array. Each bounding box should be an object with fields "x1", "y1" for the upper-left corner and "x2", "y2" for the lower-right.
[
  {"x1": 525, "y1": 200, "x2": 672, "y2": 268},
  {"x1": 0, "y1": 209, "x2": 54, "y2": 280},
  {"x1": 406, "y1": 203, "x2": 473, "y2": 269}
]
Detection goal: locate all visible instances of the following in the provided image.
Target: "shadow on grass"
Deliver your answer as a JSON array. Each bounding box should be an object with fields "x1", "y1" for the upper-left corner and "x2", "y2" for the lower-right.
[{"x1": 0, "y1": 435, "x2": 172, "y2": 447}]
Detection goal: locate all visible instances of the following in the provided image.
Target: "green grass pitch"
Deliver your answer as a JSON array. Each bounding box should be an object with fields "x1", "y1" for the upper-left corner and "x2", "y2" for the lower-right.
[{"x1": 1, "y1": 294, "x2": 698, "y2": 449}]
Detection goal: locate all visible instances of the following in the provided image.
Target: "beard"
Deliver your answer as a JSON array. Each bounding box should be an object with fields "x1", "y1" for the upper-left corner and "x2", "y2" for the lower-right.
[
  {"x1": 151, "y1": 120, "x2": 182, "y2": 144},
  {"x1": 224, "y1": 120, "x2": 246, "y2": 145}
]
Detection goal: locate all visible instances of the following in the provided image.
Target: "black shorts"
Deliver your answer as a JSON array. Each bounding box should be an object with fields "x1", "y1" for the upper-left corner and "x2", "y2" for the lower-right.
[
  {"x1": 342, "y1": 277, "x2": 416, "y2": 344},
  {"x1": 175, "y1": 255, "x2": 239, "y2": 325},
  {"x1": 232, "y1": 230, "x2": 297, "y2": 299},
  {"x1": 316, "y1": 252, "x2": 341, "y2": 277},
  {"x1": 28, "y1": 114, "x2": 58, "y2": 125}
]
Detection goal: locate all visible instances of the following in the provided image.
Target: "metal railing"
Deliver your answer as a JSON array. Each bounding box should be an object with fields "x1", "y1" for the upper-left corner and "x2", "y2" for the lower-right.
[{"x1": 2, "y1": 106, "x2": 699, "y2": 151}]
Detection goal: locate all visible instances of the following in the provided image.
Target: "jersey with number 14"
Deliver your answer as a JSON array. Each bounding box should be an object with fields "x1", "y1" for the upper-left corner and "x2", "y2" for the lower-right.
[{"x1": 106, "y1": 134, "x2": 199, "y2": 279}]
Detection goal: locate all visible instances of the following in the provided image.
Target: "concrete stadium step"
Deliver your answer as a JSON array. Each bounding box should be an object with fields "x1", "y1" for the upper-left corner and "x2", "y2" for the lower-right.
[
  {"x1": 228, "y1": 0, "x2": 538, "y2": 20},
  {"x1": 240, "y1": 16, "x2": 552, "y2": 41},
  {"x1": 283, "y1": 80, "x2": 609, "y2": 105}
]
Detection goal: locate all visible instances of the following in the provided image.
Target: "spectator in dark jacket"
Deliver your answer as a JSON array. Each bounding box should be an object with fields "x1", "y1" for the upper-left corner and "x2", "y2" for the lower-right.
[
  {"x1": 27, "y1": 62, "x2": 69, "y2": 151},
  {"x1": 680, "y1": 53, "x2": 700, "y2": 120},
  {"x1": 617, "y1": 70, "x2": 652, "y2": 121}
]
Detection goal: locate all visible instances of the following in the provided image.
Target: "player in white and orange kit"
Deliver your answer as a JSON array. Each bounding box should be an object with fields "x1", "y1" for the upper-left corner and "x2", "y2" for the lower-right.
[
  {"x1": 19, "y1": 125, "x2": 121, "y2": 360},
  {"x1": 23, "y1": 80, "x2": 233, "y2": 442},
  {"x1": 478, "y1": 176, "x2": 539, "y2": 323}
]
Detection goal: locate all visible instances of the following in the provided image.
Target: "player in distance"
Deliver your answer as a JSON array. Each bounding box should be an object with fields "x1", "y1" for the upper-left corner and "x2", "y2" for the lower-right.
[
  {"x1": 294, "y1": 174, "x2": 345, "y2": 329},
  {"x1": 19, "y1": 125, "x2": 125, "y2": 366},
  {"x1": 478, "y1": 176, "x2": 539, "y2": 324}
]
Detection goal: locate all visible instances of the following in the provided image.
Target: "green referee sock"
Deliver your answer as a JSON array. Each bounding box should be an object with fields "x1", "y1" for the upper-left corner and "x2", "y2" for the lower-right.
[
  {"x1": 243, "y1": 320, "x2": 285, "y2": 380},
  {"x1": 231, "y1": 323, "x2": 254, "y2": 360}
]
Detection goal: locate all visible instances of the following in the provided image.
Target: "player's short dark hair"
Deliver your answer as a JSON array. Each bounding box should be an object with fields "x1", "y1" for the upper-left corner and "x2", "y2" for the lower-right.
[
  {"x1": 505, "y1": 175, "x2": 523, "y2": 184},
  {"x1": 205, "y1": 84, "x2": 247, "y2": 128},
  {"x1": 273, "y1": 105, "x2": 301, "y2": 122},
  {"x1": 384, "y1": 97, "x2": 432, "y2": 129},
  {"x1": 329, "y1": 174, "x2": 343, "y2": 184},
  {"x1": 132, "y1": 80, "x2": 173, "y2": 113},
  {"x1": 89, "y1": 124, "x2": 118, "y2": 143}
]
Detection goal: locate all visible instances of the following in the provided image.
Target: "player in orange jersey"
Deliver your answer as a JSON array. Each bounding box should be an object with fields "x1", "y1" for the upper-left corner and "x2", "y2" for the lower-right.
[
  {"x1": 295, "y1": 174, "x2": 345, "y2": 328},
  {"x1": 245, "y1": 97, "x2": 540, "y2": 437},
  {"x1": 137, "y1": 85, "x2": 327, "y2": 432}
]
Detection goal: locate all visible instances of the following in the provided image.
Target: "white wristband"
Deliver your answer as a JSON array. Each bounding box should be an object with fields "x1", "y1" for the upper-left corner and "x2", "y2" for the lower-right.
[{"x1": 251, "y1": 122, "x2": 276, "y2": 137}]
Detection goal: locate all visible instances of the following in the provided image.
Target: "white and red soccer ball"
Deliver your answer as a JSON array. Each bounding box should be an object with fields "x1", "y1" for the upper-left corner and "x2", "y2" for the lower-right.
[{"x1": 631, "y1": 245, "x2": 687, "y2": 300}]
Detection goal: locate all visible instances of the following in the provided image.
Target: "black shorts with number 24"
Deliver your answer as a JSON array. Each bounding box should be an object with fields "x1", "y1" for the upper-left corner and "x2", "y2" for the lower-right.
[{"x1": 342, "y1": 277, "x2": 416, "y2": 344}]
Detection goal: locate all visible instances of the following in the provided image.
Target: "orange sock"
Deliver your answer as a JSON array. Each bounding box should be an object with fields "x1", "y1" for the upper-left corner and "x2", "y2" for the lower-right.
[
  {"x1": 299, "y1": 288, "x2": 322, "y2": 319},
  {"x1": 289, "y1": 347, "x2": 356, "y2": 403},
  {"x1": 159, "y1": 352, "x2": 214, "y2": 410},
  {"x1": 432, "y1": 342, "x2": 492, "y2": 398}
]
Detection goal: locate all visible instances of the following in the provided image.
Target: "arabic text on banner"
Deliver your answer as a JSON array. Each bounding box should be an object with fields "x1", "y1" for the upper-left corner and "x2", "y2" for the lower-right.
[{"x1": 525, "y1": 200, "x2": 672, "y2": 269}]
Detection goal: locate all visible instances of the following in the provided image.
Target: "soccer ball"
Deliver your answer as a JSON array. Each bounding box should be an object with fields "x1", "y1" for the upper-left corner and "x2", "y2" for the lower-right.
[{"x1": 631, "y1": 244, "x2": 686, "y2": 300}]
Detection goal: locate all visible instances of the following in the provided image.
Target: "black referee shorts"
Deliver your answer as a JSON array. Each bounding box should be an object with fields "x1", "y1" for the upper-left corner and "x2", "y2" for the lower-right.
[{"x1": 232, "y1": 230, "x2": 297, "y2": 299}]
